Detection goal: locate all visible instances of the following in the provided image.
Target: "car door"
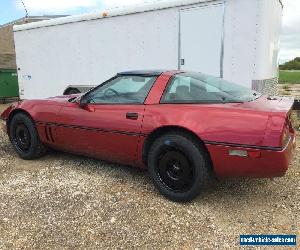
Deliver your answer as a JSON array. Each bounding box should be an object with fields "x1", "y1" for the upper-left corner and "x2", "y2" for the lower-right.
[{"x1": 54, "y1": 74, "x2": 157, "y2": 165}]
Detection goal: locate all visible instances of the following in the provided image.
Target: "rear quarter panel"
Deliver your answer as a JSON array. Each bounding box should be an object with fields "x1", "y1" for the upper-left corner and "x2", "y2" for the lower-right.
[
  {"x1": 138, "y1": 102, "x2": 291, "y2": 177},
  {"x1": 141, "y1": 104, "x2": 271, "y2": 147}
]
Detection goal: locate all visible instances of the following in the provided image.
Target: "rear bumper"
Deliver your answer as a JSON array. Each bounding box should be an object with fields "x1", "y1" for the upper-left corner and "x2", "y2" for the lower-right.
[{"x1": 206, "y1": 133, "x2": 296, "y2": 178}]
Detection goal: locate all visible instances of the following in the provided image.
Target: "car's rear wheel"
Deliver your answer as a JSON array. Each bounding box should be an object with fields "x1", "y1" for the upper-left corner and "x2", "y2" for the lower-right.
[
  {"x1": 10, "y1": 113, "x2": 46, "y2": 160},
  {"x1": 148, "y1": 132, "x2": 211, "y2": 202}
]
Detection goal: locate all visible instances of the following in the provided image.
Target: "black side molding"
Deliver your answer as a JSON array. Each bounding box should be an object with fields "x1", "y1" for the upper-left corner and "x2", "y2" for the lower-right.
[{"x1": 204, "y1": 140, "x2": 282, "y2": 152}]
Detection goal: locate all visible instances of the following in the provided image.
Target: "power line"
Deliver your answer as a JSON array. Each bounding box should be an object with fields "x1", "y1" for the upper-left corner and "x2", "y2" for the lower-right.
[{"x1": 20, "y1": 0, "x2": 29, "y2": 18}]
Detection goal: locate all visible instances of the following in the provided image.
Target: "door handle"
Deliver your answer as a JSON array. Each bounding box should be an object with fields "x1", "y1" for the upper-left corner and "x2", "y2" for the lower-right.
[{"x1": 126, "y1": 112, "x2": 139, "y2": 120}]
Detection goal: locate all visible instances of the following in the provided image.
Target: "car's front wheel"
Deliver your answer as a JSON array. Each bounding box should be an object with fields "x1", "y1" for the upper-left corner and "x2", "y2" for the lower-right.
[
  {"x1": 9, "y1": 113, "x2": 46, "y2": 160},
  {"x1": 148, "y1": 132, "x2": 211, "y2": 202}
]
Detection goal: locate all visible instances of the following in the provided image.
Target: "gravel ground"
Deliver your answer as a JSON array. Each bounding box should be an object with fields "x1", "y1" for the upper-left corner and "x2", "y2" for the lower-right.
[{"x1": 0, "y1": 103, "x2": 299, "y2": 249}]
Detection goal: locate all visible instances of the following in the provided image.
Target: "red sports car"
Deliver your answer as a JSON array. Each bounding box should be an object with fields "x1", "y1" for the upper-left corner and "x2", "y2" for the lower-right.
[{"x1": 1, "y1": 70, "x2": 296, "y2": 202}]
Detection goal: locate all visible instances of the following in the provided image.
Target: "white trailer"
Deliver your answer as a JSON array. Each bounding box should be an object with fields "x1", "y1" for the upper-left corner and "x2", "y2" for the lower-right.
[{"x1": 14, "y1": 0, "x2": 283, "y2": 99}]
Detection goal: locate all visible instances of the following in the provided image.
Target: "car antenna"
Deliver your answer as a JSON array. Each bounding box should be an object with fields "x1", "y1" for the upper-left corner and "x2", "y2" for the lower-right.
[{"x1": 20, "y1": 0, "x2": 29, "y2": 19}]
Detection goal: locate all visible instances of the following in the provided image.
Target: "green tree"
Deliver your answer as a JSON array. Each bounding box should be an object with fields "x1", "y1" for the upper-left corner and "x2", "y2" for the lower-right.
[{"x1": 280, "y1": 57, "x2": 300, "y2": 70}]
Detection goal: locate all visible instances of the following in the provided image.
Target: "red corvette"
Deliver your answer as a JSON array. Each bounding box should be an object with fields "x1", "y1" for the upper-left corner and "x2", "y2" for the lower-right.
[{"x1": 1, "y1": 70, "x2": 296, "y2": 202}]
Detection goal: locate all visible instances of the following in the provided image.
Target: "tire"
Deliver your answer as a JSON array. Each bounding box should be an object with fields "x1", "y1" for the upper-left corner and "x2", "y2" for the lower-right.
[
  {"x1": 65, "y1": 88, "x2": 80, "y2": 95},
  {"x1": 9, "y1": 113, "x2": 46, "y2": 160},
  {"x1": 148, "y1": 132, "x2": 211, "y2": 202}
]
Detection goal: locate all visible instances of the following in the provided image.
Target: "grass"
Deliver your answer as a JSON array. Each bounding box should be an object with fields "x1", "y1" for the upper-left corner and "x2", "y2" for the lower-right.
[{"x1": 279, "y1": 70, "x2": 300, "y2": 84}]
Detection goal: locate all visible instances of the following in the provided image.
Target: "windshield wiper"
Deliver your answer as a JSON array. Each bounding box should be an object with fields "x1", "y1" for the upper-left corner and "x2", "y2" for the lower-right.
[{"x1": 221, "y1": 97, "x2": 243, "y2": 104}]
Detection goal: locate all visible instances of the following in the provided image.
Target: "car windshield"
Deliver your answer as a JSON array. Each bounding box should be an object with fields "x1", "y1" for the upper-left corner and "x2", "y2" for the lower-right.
[
  {"x1": 85, "y1": 75, "x2": 157, "y2": 104},
  {"x1": 161, "y1": 72, "x2": 261, "y2": 104}
]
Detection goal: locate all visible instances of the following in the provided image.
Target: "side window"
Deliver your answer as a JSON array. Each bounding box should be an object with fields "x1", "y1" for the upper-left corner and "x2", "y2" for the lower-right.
[
  {"x1": 161, "y1": 76, "x2": 193, "y2": 103},
  {"x1": 87, "y1": 75, "x2": 157, "y2": 104},
  {"x1": 161, "y1": 74, "x2": 226, "y2": 103},
  {"x1": 168, "y1": 76, "x2": 191, "y2": 94},
  {"x1": 161, "y1": 72, "x2": 259, "y2": 104}
]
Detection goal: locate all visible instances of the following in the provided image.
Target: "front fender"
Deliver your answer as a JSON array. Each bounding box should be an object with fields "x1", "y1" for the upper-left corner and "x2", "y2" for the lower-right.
[
  {"x1": 1, "y1": 102, "x2": 23, "y2": 135},
  {"x1": 1, "y1": 99, "x2": 62, "y2": 138},
  {"x1": 0, "y1": 102, "x2": 20, "y2": 121}
]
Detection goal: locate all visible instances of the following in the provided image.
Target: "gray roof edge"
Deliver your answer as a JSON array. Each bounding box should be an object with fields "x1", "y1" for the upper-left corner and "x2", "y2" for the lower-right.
[{"x1": 0, "y1": 15, "x2": 68, "y2": 28}]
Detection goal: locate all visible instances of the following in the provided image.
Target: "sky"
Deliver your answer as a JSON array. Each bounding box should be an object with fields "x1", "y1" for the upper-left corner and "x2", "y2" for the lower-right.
[{"x1": 0, "y1": 0, "x2": 299, "y2": 63}]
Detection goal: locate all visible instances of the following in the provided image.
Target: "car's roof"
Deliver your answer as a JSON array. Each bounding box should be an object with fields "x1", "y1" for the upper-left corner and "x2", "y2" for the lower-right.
[{"x1": 117, "y1": 70, "x2": 166, "y2": 77}]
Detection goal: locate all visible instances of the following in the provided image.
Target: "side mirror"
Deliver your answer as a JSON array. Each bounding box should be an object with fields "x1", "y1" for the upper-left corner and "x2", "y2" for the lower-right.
[{"x1": 79, "y1": 96, "x2": 89, "y2": 108}]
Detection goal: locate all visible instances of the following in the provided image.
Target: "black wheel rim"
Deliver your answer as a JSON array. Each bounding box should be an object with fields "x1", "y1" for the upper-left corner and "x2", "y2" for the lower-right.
[
  {"x1": 13, "y1": 123, "x2": 31, "y2": 153},
  {"x1": 156, "y1": 150, "x2": 194, "y2": 192}
]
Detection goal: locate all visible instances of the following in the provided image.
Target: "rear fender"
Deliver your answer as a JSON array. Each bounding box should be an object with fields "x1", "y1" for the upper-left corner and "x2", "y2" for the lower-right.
[
  {"x1": 263, "y1": 113, "x2": 286, "y2": 148},
  {"x1": 264, "y1": 97, "x2": 296, "y2": 148}
]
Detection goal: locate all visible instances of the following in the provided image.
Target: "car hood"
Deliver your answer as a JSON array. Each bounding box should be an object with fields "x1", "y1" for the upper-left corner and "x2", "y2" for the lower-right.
[{"x1": 0, "y1": 94, "x2": 83, "y2": 122}]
